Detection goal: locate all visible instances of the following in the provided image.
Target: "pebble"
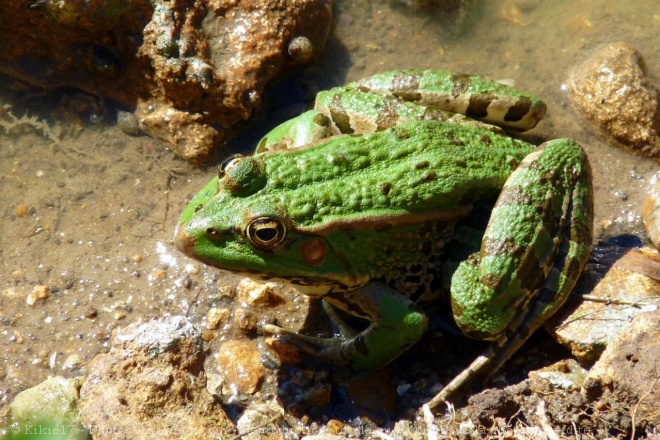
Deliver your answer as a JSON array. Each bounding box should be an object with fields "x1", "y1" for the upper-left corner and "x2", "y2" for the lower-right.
[
  {"x1": 116, "y1": 110, "x2": 141, "y2": 135},
  {"x1": 567, "y1": 41, "x2": 660, "y2": 159},
  {"x1": 265, "y1": 337, "x2": 302, "y2": 365},
  {"x1": 288, "y1": 36, "x2": 314, "y2": 63},
  {"x1": 10, "y1": 376, "x2": 84, "y2": 428},
  {"x1": 528, "y1": 359, "x2": 588, "y2": 393},
  {"x1": 217, "y1": 340, "x2": 265, "y2": 394},
  {"x1": 15, "y1": 204, "x2": 29, "y2": 217},
  {"x1": 62, "y1": 354, "x2": 83, "y2": 370},
  {"x1": 236, "y1": 278, "x2": 284, "y2": 307},
  {"x1": 206, "y1": 307, "x2": 231, "y2": 330},
  {"x1": 26, "y1": 285, "x2": 49, "y2": 306},
  {"x1": 233, "y1": 307, "x2": 258, "y2": 333},
  {"x1": 3, "y1": 286, "x2": 21, "y2": 300},
  {"x1": 326, "y1": 419, "x2": 344, "y2": 435}
]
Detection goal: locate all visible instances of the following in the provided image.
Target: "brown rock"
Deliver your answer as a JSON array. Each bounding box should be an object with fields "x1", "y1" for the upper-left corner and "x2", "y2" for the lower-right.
[
  {"x1": 236, "y1": 278, "x2": 284, "y2": 308},
  {"x1": 265, "y1": 337, "x2": 303, "y2": 365},
  {"x1": 643, "y1": 175, "x2": 660, "y2": 249},
  {"x1": 78, "y1": 316, "x2": 234, "y2": 440},
  {"x1": 582, "y1": 309, "x2": 660, "y2": 432},
  {"x1": 528, "y1": 359, "x2": 588, "y2": 394},
  {"x1": 217, "y1": 340, "x2": 265, "y2": 394},
  {"x1": 546, "y1": 247, "x2": 660, "y2": 364},
  {"x1": 0, "y1": 0, "x2": 332, "y2": 163},
  {"x1": 233, "y1": 307, "x2": 258, "y2": 333},
  {"x1": 206, "y1": 307, "x2": 231, "y2": 330},
  {"x1": 567, "y1": 42, "x2": 660, "y2": 160}
]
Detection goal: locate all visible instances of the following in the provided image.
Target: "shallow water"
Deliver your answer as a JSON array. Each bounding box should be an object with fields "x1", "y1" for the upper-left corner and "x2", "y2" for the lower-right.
[{"x1": 1, "y1": 0, "x2": 659, "y2": 424}]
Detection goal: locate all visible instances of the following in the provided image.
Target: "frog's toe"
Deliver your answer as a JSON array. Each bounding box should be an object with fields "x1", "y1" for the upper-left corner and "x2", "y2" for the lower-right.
[
  {"x1": 263, "y1": 324, "x2": 346, "y2": 354},
  {"x1": 264, "y1": 323, "x2": 383, "y2": 369}
]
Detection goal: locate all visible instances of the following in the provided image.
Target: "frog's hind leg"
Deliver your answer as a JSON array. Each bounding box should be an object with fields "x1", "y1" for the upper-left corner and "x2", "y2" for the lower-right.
[
  {"x1": 264, "y1": 282, "x2": 428, "y2": 371},
  {"x1": 427, "y1": 138, "x2": 593, "y2": 409}
]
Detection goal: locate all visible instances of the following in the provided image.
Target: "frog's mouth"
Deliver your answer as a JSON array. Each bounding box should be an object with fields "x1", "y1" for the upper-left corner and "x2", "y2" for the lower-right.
[{"x1": 173, "y1": 223, "x2": 195, "y2": 259}]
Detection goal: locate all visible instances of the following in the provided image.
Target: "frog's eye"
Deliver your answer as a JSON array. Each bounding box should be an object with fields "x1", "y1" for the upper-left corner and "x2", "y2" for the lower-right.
[
  {"x1": 246, "y1": 217, "x2": 287, "y2": 249},
  {"x1": 218, "y1": 154, "x2": 245, "y2": 179}
]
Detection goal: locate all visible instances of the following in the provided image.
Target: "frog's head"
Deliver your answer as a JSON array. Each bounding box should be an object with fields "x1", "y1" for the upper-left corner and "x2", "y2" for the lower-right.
[{"x1": 175, "y1": 157, "x2": 368, "y2": 295}]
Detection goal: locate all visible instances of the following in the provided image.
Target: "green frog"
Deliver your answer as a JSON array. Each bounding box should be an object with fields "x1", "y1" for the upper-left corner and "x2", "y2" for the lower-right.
[{"x1": 175, "y1": 70, "x2": 593, "y2": 406}]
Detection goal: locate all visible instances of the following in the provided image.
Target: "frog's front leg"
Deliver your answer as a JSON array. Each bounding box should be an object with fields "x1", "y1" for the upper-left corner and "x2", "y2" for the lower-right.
[
  {"x1": 264, "y1": 282, "x2": 428, "y2": 370},
  {"x1": 427, "y1": 138, "x2": 593, "y2": 408}
]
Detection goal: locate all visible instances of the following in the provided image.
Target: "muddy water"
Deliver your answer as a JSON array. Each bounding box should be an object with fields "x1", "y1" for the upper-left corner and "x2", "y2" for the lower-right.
[{"x1": 1, "y1": 0, "x2": 658, "y2": 421}]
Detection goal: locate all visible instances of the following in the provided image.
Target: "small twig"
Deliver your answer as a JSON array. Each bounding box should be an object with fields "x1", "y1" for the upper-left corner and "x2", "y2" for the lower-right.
[
  {"x1": 577, "y1": 293, "x2": 660, "y2": 306},
  {"x1": 422, "y1": 403, "x2": 440, "y2": 440},
  {"x1": 535, "y1": 399, "x2": 559, "y2": 440}
]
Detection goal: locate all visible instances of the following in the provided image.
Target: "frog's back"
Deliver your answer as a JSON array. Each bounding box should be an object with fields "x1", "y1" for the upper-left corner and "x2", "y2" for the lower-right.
[
  {"x1": 178, "y1": 121, "x2": 535, "y2": 294},
  {"x1": 259, "y1": 121, "x2": 533, "y2": 232}
]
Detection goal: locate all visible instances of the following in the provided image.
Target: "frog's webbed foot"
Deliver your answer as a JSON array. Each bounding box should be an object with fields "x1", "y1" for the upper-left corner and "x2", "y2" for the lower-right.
[
  {"x1": 429, "y1": 138, "x2": 594, "y2": 410},
  {"x1": 263, "y1": 302, "x2": 357, "y2": 351},
  {"x1": 264, "y1": 283, "x2": 428, "y2": 370}
]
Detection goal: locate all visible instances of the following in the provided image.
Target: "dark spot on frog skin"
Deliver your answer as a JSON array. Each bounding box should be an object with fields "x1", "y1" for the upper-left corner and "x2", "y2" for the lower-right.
[
  {"x1": 375, "y1": 100, "x2": 401, "y2": 130},
  {"x1": 415, "y1": 161, "x2": 430, "y2": 169},
  {"x1": 504, "y1": 97, "x2": 532, "y2": 122},
  {"x1": 329, "y1": 94, "x2": 353, "y2": 134},
  {"x1": 479, "y1": 133, "x2": 492, "y2": 145},
  {"x1": 394, "y1": 128, "x2": 410, "y2": 140},
  {"x1": 450, "y1": 73, "x2": 473, "y2": 95},
  {"x1": 389, "y1": 71, "x2": 422, "y2": 101},
  {"x1": 422, "y1": 172, "x2": 437, "y2": 182},
  {"x1": 466, "y1": 94, "x2": 493, "y2": 119},
  {"x1": 313, "y1": 112, "x2": 332, "y2": 127},
  {"x1": 379, "y1": 183, "x2": 392, "y2": 195}
]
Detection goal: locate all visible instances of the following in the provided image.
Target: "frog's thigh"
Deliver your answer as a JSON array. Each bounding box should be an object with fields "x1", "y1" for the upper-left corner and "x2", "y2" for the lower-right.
[
  {"x1": 450, "y1": 138, "x2": 593, "y2": 340},
  {"x1": 325, "y1": 283, "x2": 428, "y2": 370}
]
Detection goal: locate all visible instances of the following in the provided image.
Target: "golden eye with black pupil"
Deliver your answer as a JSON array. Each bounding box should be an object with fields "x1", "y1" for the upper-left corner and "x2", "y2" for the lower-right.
[
  {"x1": 246, "y1": 217, "x2": 286, "y2": 249},
  {"x1": 218, "y1": 154, "x2": 244, "y2": 179}
]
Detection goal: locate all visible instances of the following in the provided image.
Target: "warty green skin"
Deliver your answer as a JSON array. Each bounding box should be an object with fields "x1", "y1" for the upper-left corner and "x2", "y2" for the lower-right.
[
  {"x1": 175, "y1": 69, "x2": 593, "y2": 375},
  {"x1": 179, "y1": 121, "x2": 533, "y2": 290},
  {"x1": 256, "y1": 69, "x2": 545, "y2": 153}
]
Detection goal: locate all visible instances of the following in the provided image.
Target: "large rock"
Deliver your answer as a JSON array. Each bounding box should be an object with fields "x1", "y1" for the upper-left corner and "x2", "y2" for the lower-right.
[
  {"x1": 546, "y1": 247, "x2": 660, "y2": 364},
  {"x1": 9, "y1": 376, "x2": 87, "y2": 440},
  {"x1": 78, "y1": 316, "x2": 235, "y2": 440},
  {"x1": 0, "y1": 0, "x2": 332, "y2": 163},
  {"x1": 567, "y1": 42, "x2": 660, "y2": 160},
  {"x1": 582, "y1": 309, "x2": 660, "y2": 434}
]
